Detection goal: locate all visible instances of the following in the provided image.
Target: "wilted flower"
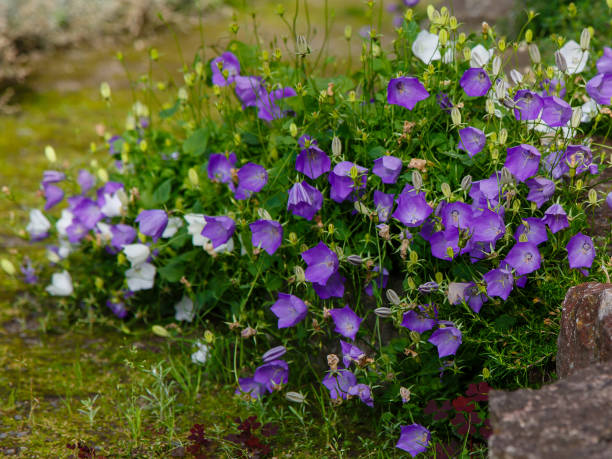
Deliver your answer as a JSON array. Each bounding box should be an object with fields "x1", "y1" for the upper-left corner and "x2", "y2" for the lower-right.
[
  {"x1": 429, "y1": 326, "x2": 462, "y2": 357},
  {"x1": 45, "y1": 270, "x2": 73, "y2": 296},
  {"x1": 387, "y1": 77, "x2": 430, "y2": 110},
  {"x1": 396, "y1": 424, "x2": 431, "y2": 457},
  {"x1": 458, "y1": 127, "x2": 486, "y2": 157},
  {"x1": 542, "y1": 203, "x2": 569, "y2": 234},
  {"x1": 373, "y1": 156, "x2": 402, "y2": 184},
  {"x1": 250, "y1": 220, "x2": 283, "y2": 255},
  {"x1": 329, "y1": 305, "x2": 362, "y2": 341},
  {"x1": 270, "y1": 293, "x2": 308, "y2": 328},
  {"x1": 211, "y1": 51, "x2": 240, "y2": 86},
  {"x1": 566, "y1": 232, "x2": 596, "y2": 269},
  {"x1": 412, "y1": 30, "x2": 441, "y2": 64},
  {"x1": 460, "y1": 68, "x2": 491, "y2": 97}
]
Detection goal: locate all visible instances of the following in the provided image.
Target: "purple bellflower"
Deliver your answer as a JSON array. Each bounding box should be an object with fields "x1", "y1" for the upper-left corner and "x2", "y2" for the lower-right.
[
  {"x1": 236, "y1": 162, "x2": 268, "y2": 200},
  {"x1": 539, "y1": 78, "x2": 566, "y2": 98},
  {"x1": 295, "y1": 137, "x2": 331, "y2": 180},
  {"x1": 340, "y1": 340, "x2": 365, "y2": 368},
  {"x1": 504, "y1": 242, "x2": 541, "y2": 275},
  {"x1": 387, "y1": 77, "x2": 430, "y2": 110},
  {"x1": 505, "y1": 144, "x2": 541, "y2": 182},
  {"x1": 441, "y1": 201, "x2": 473, "y2": 230},
  {"x1": 430, "y1": 227, "x2": 460, "y2": 260},
  {"x1": 437, "y1": 92, "x2": 453, "y2": 112},
  {"x1": 525, "y1": 177, "x2": 555, "y2": 208},
  {"x1": 458, "y1": 127, "x2": 486, "y2": 157},
  {"x1": 373, "y1": 190, "x2": 394, "y2": 222},
  {"x1": 43, "y1": 184, "x2": 64, "y2": 210},
  {"x1": 106, "y1": 300, "x2": 128, "y2": 319},
  {"x1": 301, "y1": 241, "x2": 338, "y2": 285},
  {"x1": 429, "y1": 326, "x2": 462, "y2": 358},
  {"x1": 348, "y1": 384, "x2": 374, "y2": 407},
  {"x1": 513, "y1": 90, "x2": 543, "y2": 120},
  {"x1": 211, "y1": 51, "x2": 240, "y2": 86},
  {"x1": 460, "y1": 68, "x2": 491, "y2": 97},
  {"x1": 235, "y1": 377, "x2": 266, "y2": 399},
  {"x1": 542, "y1": 204, "x2": 569, "y2": 233},
  {"x1": 596, "y1": 47, "x2": 612, "y2": 73},
  {"x1": 256, "y1": 86, "x2": 297, "y2": 122},
  {"x1": 110, "y1": 224, "x2": 137, "y2": 249},
  {"x1": 21, "y1": 258, "x2": 38, "y2": 285},
  {"x1": 392, "y1": 191, "x2": 433, "y2": 227},
  {"x1": 262, "y1": 345, "x2": 287, "y2": 363},
  {"x1": 234, "y1": 76, "x2": 266, "y2": 107},
  {"x1": 463, "y1": 282, "x2": 488, "y2": 313},
  {"x1": 329, "y1": 161, "x2": 368, "y2": 203},
  {"x1": 253, "y1": 359, "x2": 289, "y2": 392},
  {"x1": 329, "y1": 305, "x2": 363, "y2": 341},
  {"x1": 471, "y1": 209, "x2": 505, "y2": 244},
  {"x1": 77, "y1": 169, "x2": 95, "y2": 193},
  {"x1": 322, "y1": 369, "x2": 356, "y2": 400},
  {"x1": 514, "y1": 218, "x2": 548, "y2": 245},
  {"x1": 373, "y1": 156, "x2": 403, "y2": 184},
  {"x1": 42, "y1": 170, "x2": 66, "y2": 185},
  {"x1": 270, "y1": 293, "x2": 308, "y2": 328},
  {"x1": 250, "y1": 220, "x2": 283, "y2": 255},
  {"x1": 71, "y1": 198, "x2": 102, "y2": 230},
  {"x1": 201, "y1": 216, "x2": 236, "y2": 248},
  {"x1": 312, "y1": 271, "x2": 345, "y2": 299},
  {"x1": 135, "y1": 209, "x2": 168, "y2": 242},
  {"x1": 396, "y1": 424, "x2": 431, "y2": 457},
  {"x1": 541, "y1": 96, "x2": 572, "y2": 127},
  {"x1": 483, "y1": 268, "x2": 514, "y2": 300},
  {"x1": 287, "y1": 181, "x2": 323, "y2": 220},
  {"x1": 607, "y1": 191, "x2": 612, "y2": 209},
  {"x1": 563, "y1": 145, "x2": 597, "y2": 177},
  {"x1": 208, "y1": 152, "x2": 237, "y2": 185},
  {"x1": 401, "y1": 309, "x2": 436, "y2": 333},
  {"x1": 586, "y1": 73, "x2": 612, "y2": 105},
  {"x1": 566, "y1": 232, "x2": 596, "y2": 269}
]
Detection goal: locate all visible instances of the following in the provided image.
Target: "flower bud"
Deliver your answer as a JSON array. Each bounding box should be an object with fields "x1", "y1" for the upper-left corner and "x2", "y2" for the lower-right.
[
  {"x1": 262, "y1": 345, "x2": 287, "y2": 362},
  {"x1": 45, "y1": 145, "x2": 57, "y2": 163},
  {"x1": 482, "y1": 22, "x2": 490, "y2": 35},
  {"x1": 463, "y1": 47, "x2": 471, "y2": 62},
  {"x1": 344, "y1": 25, "x2": 352, "y2": 40},
  {"x1": 354, "y1": 201, "x2": 370, "y2": 215},
  {"x1": 386, "y1": 289, "x2": 401, "y2": 305},
  {"x1": 588, "y1": 188, "x2": 598, "y2": 205},
  {"x1": 495, "y1": 79, "x2": 507, "y2": 99},
  {"x1": 100, "y1": 82, "x2": 111, "y2": 100},
  {"x1": 426, "y1": 5, "x2": 435, "y2": 21},
  {"x1": 409, "y1": 250, "x2": 419, "y2": 264},
  {"x1": 449, "y1": 16, "x2": 458, "y2": 30},
  {"x1": 375, "y1": 307, "x2": 393, "y2": 318},
  {"x1": 510, "y1": 69, "x2": 523, "y2": 86},
  {"x1": 188, "y1": 167, "x2": 199, "y2": 186},
  {"x1": 485, "y1": 98, "x2": 495, "y2": 115},
  {"x1": 499, "y1": 128, "x2": 508, "y2": 145},
  {"x1": 294, "y1": 266, "x2": 306, "y2": 283},
  {"x1": 331, "y1": 136, "x2": 342, "y2": 157},
  {"x1": 178, "y1": 87, "x2": 188, "y2": 101},
  {"x1": 498, "y1": 38, "x2": 506, "y2": 52},
  {"x1": 501, "y1": 96, "x2": 515, "y2": 109},
  {"x1": 571, "y1": 107, "x2": 582, "y2": 128},
  {"x1": 286, "y1": 391, "x2": 305, "y2": 403},
  {"x1": 1, "y1": 258, "x2": 15, "y2": 275},
  {"x1": 500, "y1": 166, "x2": 514, "y2": 185},
  {"x1": 441, "y1": 182, "x2": 451, "y2": 198},
  {"x1": 412, "y1": 170, "x2": 423, "y2": 191},
  {"x1": 204, "y1": 330, "x2": 214, "y2": 343},
  {"x1": 450, "y1": 107, "x2": 461, "y2": 126},
  {"x1": 296, "y1": 35, "x2": 310, "y2": 56},
  {"x1": 97, "y1": 168, "x2": 109, "y2": 183},
  {"x1": 528, "y1": 44, "x2": 541, "y2": 63},
  {"x1": 525, "y1": 29, "x2": 533, "y2": 43},
  {"x1": 580, "y1": 28, "x2": 590, "y2": 50},
  {"x1": 347, "y1": 254, "x2": 363, "y2": 266},
  {"x1": 289, "y1": 232, "x2": 298, "y2": 245},
  {"x1": 555, "y1": 50, "x2": 568, "y2": 72},
  {"x1": 460, "y1": 175, "x2": 472, "y2": 191},
  {"x1": 438, "y1": 29, "x2": 449, "y2": 46},
  {"x1": 152, "y1": 325, "x2": 171, "y2": 338},
  {"x1": 289, "y1": 123, "x2": 298, "y2": 137}
]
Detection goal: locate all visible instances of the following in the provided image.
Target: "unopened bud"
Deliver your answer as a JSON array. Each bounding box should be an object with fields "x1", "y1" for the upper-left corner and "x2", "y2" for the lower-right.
[
  {"x1": 485, "y1": 98, "x2": 495, "y2": 115},
  {"x1": 495, "y1": 79, "x2": 507, "y2": 99},
  {"x1": 409, "y1": 250, "x2": 419, "y2": 264},
  {"x1": 296, "y1": 35, "x2": 310, "y2": 56},
  {"x1": 1, "y1": 258, "x2": 15, "y2": 275},
  {"x1": 482, "y1": 22, "x2": 490, "y2": 35},
  {"x1": 294, "y1": 266, "x2": 306, "y2": 282},
  {"x1": 188, "y1": 167, "x2": 199, "y2": 186},
  {"x1": 262, "y1": 345, "x2": 287, "y2": 362},
  {"x1": 257, "y1": 208, "x2": 272, "y2": 220},
  {"x1": 501, "y1": 96, "x2": 515, "y2": 109},
  {"x1": 375, "y1": 307, "x2": 393, "y2": 318},
  {"x1": 97, "y1": 168, "x2": 109, "y2": 183},
  {"x1": 510, "y1": 69, "x2": 523, "y2": 86},
  {"x1": 499, "y1": 128, "x2": 508, "y2": 145},
  {"x1": 331, "y1": 136, "x2": 342, "y2": 157},
  {"x1": 449, "y1": 16, "x2": 458, "y2": 30},
  {"x1": 500, "y1": 166, "x2": 514, "y2": 185},
  {"x1": 100, "y1": 82, "x2": 111, "y2": 100},
  {"x1": 498, "y1": 38, "x2": 506, "y2": 52},
  {"x1": 344, "y1": 25, "x2": 352, "y2": 41},
  {"x1": 580, "y1": 28, "x2": 590, "y2": 50},
  {"x1": 463, "y1": 47, "x2": 471, "y2": 62},
  {"x1": 412, "y1": 170, "x2": 423, "y2": 190},
  {"x1": 289, "y1": 232, "x2": 298, "y2": 245},
  {"x1": 204, "y1": 330, "x2": 214, "y2": 343},
  {"x1": 525, "y1": 29, "x2": 533, "y2": 43},
  {"x1": 555, "y1": 50, "x2": 567, "y2": 72},
  {"x1": 588, "y1": 188, "x2": 598, "y2": 205},
  {"x1": 460, "y1": 175, "x2": 472, "y2": 191},
  {"x1": 386, "y1": 289, "x2": 401, "y2": 305},
  {"x1": 45, "y1": 145, "x2": 57, "y2": 163},
  {"x1": 426, "y1": 5, "x2": 435, "y2": 21},
  {"x1": 289, "y1": 123, "x2": 298, "y2": 137},
  {"x1": 347, "y1": 254, "x2": 363, "y2": 266},
  {"x1": 451, "y1": 107, "x2": 461, "y2": 125},
  {"x1": 286, "y1": 391, "x2": 305, "y2": 403},
  {"x1": 441, "y1": 182, "x2": 452, "y2": 198},
  {"x1": 354, "y1": 201, "x2": 370, "y2": 215},
  {"x1": 446, "y1": 246, "x2": 455, "y2": 259},
  {"x1": 571, "y1": 107, "x2": 582, "y2": 128},
  {"x1": 438, "y1": 29, "x2": 449, "y2": 46},
  {"x1": 528, "y1": 44, "x2": 541, "y2": 63},
  {"x1": 152, "y1": 325, "x2": 171, "y2": 338}
]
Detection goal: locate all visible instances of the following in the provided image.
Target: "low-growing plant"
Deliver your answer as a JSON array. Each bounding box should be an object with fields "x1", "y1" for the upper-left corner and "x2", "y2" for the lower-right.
[{"x1": 6, "y1": 0, "x2": 612, "y2": 454}]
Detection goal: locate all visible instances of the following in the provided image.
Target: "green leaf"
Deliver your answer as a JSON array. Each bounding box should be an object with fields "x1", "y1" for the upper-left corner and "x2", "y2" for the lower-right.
[
  {"x1": 183, "y1": 128, "x2": 209, "y2": 156},
  {"x1": 158, "y1": 260, "x2": 185, "y2": 282},
  {"x1": 159, "y1": 100, "x2": 180, "y2": 119},
  {"x1": 153, "y1": 178, "x2": 172, "y2": 205}
]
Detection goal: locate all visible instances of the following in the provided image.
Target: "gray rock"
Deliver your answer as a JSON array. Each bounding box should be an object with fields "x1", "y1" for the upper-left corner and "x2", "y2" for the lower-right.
[
  {"x1": 557, "y1": 282, "x2": 612, "y2": 378},
  {"x1": 488, "y1": 360, "x2": 612, "y2": 459}
]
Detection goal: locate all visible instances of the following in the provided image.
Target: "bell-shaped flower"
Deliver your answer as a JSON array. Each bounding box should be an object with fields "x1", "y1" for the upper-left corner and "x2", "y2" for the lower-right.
[
  {"x1": 235, "y1": 162, "x2": 268, "y2": 200},
  {"x1": 373, "y1": 190, "x2": 394, "y2": 222},
  {"x1": 329, "y1": 161, "x2": 368, "y2": 203},
  {"x1": 364, "y1": 265, "x2": 389, "y2": 297},
  {"x1": 322, "y1": 369, "x2": 356, "y2": 400},
  {"x1": 174, "y1": 295, "x2": 194, "y2": 322},
  {"x1": 110, "y1": 224, "x2": 137, "y2": 249},
  {"x1": 539, "y1": 78, "x2": 566, "y2": 98},
  {"x1": 329, "y1": 305, "x2": 362, "y2": 341},
  {"x1": 201, "y1": 216, "x2": 235, "y2": 248},
  {"x1": 483, "y1": 268, "x2": 514, "y2": 300},
  {"x1": 235, "y1": 377, "x2": 265, "y2": 399},
  {"x1": 513, "y1": 90, "x2": 543, "y2": 120},
  {"x1": 191, "y1": 341, "x2": 210, "y2": 365},
  {"x1": 295, "y1": 141, "x2": 331, "y2": 180},
  {"x1": 45, "y1": 270, "x2": 73, "y2": 296},
  {"x1": 43, "y1": 184, "x2": 64, "y2": 210},
  {"x1": 161, "y1": 217, "x2": 183, "y2": 238},
  {"x1": 234, "y1": 75, "x2": 266, "y2": 108},
  {"x1": 514, "y1": 218, "x2": 548, "y2": 245},
  {"x1": 42, "y1": 170, "x2": 66, "y2": 185},
  {"x1": 256, "y1": 86, "x2": 297, "y2": 122},
  {"x1": 442, "y1": 202, "x2": 473, "y2": 230},
  {"x1": 470, "y1": 44, "x2": 493, "y2": 67},
  {"x1": 348, "y1": 384, "x2": 374, "y2": 407},
  {"x1": 596, "y1": 47, "x2": 612, "y2": 73},
  {"x1": 387, "y1": 77, "x2": 430, "y2": 110},
  {"x1": 106, "y1": 300, "x2": 127, "y2": 319},
  {"x1": 541, "y1": 96, "x2": 572, "y2": 127},
  {"x1": 125, "y1": 262, "x2": 156, "y2": 291},
  {"x1": 312, "y1": 271, "x2": 345, "y2": 299},
  {"x1": 525, "y1": 177, "x2": 555, "y2": 208},
  {"x1": 270, "y1": 293, "x2": 308, "y2": 328},
  {"x1": 135, "y1": 209, "x2": 168, "y2": 242},
  {"x1": 558, "y1": 40, "x2": 588, "y2": 74},
  {"x1": 250, "y1": 219, "x2": 283, "y2": 255},
  {"x1": 373, "y1": 155, "x2": 402, "y2": 184},
  {"x1": 607, "y1": 191, "x2": 612, "y2": 209},
  {"x1": 27, "y1": 209, "x2": 51, "y2": 241},
  {"x1": 460, "y1": 68, "x2": 491, "y2": 97},
  {"x1": 340, "y1": 340, "x2": 365, "y2": 368},
  {"x1": 254, "y1": 359, "x2": 289, "y2": 392},
  {"x1": 396, "y1": 424, "x2": 431, "y2": 457},
  {"x1": 211, "y1": 51, "x2": 240, "y2": 86},
  {"x1": 430, "y1": 227, "x2": 460, "y2": 261},
  {"x1": 392, "y1": 191, "x2": 433, "y2": 227},
  {"x1": 504, "y1": 144, "x2": 540, "y2": 182},
  {"x1": 566, "y1": 232, "x2": 596, "y2": 269},
  {"x1": 458, "y1": 127, "x2": 486, "y2": 157},
  {"x1": 401, "y1": 309, "x2": 436, "y2": 333},
  {"x1": 207, "y1": 152, "x2": 237, "y2": 185},
  {"x1": 586, "y1": 73, "x2": 612, "y2": 105},
  {"x1": 77, "y1": 169, "x2": 95, "y2": 193},
  {"x1": 542, "y1": 203, "x2": 569, "y2": 233},
  {"x1": 503, "y1": 242, "x2": 541, "y2": 276},
  {"x1": 123, "y1": 243, "x2": 150, "y2": 267},
  {"x1": 412, "y1": 30, "x2": 440, "y2": 64},
  {"x1": 471, "y1": 209, "x2": 505, "y2": 244},
  {"x1": 287, "y1": 181, "x2": 323, "y2": 220},
  {"x1": 428, "y1": 326, "x2": 462, "y2": 358},
  {"x1": 301, "y1": 241, "x2": 338, "y2": 285}
]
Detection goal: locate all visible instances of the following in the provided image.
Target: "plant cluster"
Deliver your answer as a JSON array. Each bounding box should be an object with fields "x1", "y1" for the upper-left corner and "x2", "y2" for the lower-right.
[{"x1": 6, "y1": 0, "x2": 612, "y2": 455}]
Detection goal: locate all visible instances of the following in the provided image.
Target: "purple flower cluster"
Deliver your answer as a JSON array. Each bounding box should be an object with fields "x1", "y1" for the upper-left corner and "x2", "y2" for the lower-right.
[{"x1": 235, "y1": 347, "x2": 289, "y2": 399}]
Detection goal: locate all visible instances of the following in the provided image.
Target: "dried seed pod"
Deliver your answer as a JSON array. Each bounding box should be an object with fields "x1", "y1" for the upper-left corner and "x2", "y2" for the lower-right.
[
  {"x1": 386, "y1": 288, "x2": 401, "y2": 305},
  {"x1": 374, "y1": 307, "x2": 393, "y2": 318},
  {"x1": 461, "y1": 175, "x2": 473, "y2": 191}
]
